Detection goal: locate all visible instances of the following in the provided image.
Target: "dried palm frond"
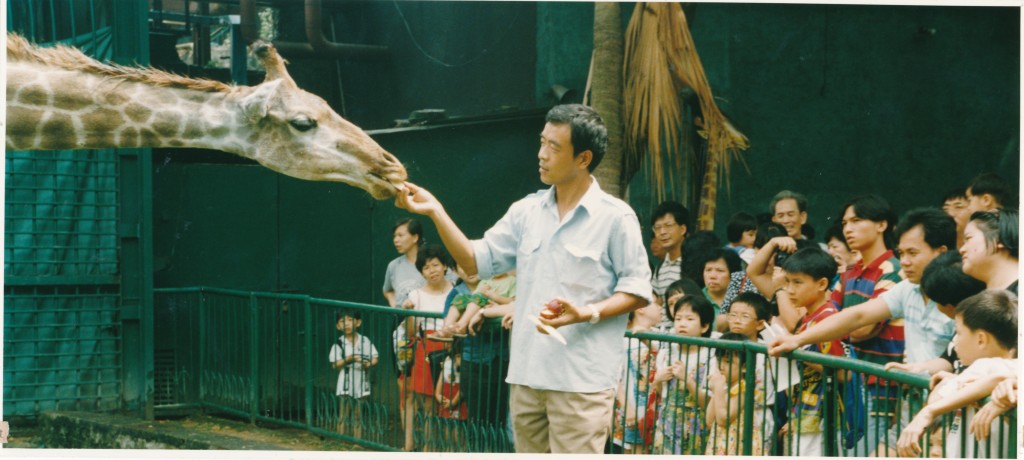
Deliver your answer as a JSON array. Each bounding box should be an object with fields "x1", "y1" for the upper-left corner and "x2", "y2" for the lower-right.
[
  {"x1": 624, "y1": 3, "x2": 684, "y2": 205},
  {"x1": 624, "y1": 2, "x2": 749, "y2": 229}
]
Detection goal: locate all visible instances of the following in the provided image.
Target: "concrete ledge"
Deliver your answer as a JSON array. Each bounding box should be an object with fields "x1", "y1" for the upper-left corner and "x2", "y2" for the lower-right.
[{"x1": 37, "y1": 411, "x2": 289, "y2": 450}]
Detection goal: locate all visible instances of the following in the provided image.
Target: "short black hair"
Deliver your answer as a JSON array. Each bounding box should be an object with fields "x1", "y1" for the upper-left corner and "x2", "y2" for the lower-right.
[
  {"x1": 336, "y1": 310, "x2": 362, "y2": 322},
  {"x1": 702, "y1": 247, "x2": 742, "y2": 275},
  {"x1": 754, "y1": 222, "x2": 788, "y2": 249},
  {"x1": 801, "y1": 223, "x2": 816, "y2": 241},
  {"x1": 717, "y1": 332, "x2": 751, "y2": 368},
  {"x1": 955, "y1": 290, "x2": 1018, "y2": 351},
  {"x1": 825, "y1": 221, "x2": 848, "y2": 248},
  {"x1": 731, "y1": 292, "x2": 771, "y2": 321},
  {"x1": 895, "y1": 207, "x2": 957, "y2": 251},
  {"x1": 968, "y1": 172, "x2": 1016, "y2": 209},
  {"x1": 681, "y1": 231, "x2": 724, "y2": 286},
  {"x1": 673, "y1": 294, "x2": 716, "y2": 338},
  {"x1": 394, "y1": 218, "x2": 424, "y2": 245},
  {"x1": 415, "y1": 244, "x2": 452, "y2": 272},
  {"x1": 545, "y1": 104, "x2": 608, "y2": 172},
  {"x1": 969, "y1": 209, "x2": 1020, "y2": 259},
  {"x1": 943, "y1": 187, "x2": 967, "y2": 203},
  {"x1": 841, "y1": 194, "x2": 898, "y2": 250},
  {"x1": 781, "y1": 247, "x2": 838, "y2": 283},
  {"x1": 651, "y1": 201, "x2": 691, "y2": 231},
  {"x1": 920, "y1": 251, "x2": 986, "y2": 307},
  {"x1": 664, "y1": 277, "x2": 702, "y2": 320},
  {"x1": 770, "y1": 190, "x2": 808, "y2": 214},
  {"x1": 726, "y1": 212, "x2": 758, "y2": 243}
]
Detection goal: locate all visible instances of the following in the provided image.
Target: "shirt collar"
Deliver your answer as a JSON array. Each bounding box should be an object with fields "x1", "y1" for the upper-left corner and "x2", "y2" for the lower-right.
[
  {"x1": 862, "y1": 249, "x2": 896, "y2": 272},
  {"x1": 540, "y1": 175, "x2": 603, "y2": 216}
]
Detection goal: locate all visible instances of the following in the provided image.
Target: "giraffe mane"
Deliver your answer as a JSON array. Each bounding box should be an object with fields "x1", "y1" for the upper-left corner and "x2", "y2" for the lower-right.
[{"x1": 7, "y1": 33, "x2": 235, "y2": 93}]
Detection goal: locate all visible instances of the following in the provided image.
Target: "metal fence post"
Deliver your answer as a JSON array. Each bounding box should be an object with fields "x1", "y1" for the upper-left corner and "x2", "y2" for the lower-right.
[
  {"x1": 250, "y1": 293, "x2": 260, "y2": 423},
  {"x1": 741, "y1": 344, "x2": 756, "y2": 456},
  {"x1": 823, "y1": 368, "x2": 836, "y2": 457},
  {"x1": 198, "y1": 289, "x2": 207, "y2": 402},
  {"x1": 304, "y1": 297, "x2": 314, "y2": 430}
]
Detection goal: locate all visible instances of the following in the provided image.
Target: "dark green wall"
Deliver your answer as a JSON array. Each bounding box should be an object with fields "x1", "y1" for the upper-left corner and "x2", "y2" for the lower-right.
[
  {"x1": 629, "y1": 3, "x2": 1019, "y2": 236},
  {"x1": 280, "y1": 1, "x2": 539, "y2": 130},
  {"x1": 153, "y1": 114, "x2": 544, "y2": 304},
  {"x1": 152, "y1": 3, "x2": 1018, "y2": 303}
]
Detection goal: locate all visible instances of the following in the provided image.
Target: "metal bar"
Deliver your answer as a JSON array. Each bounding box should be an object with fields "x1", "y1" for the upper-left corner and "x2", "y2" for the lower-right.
[
  {"x1": 198, "y1": 290, "x2": 207, "y2": 401},
  {"x1": 230, "y1": 18, "x2": 247, "y2": 85},
  {"x1": 249, "y1": 292, "x2": 260, "y2": 423},
  {"x1": 47, "y1": 0, "x2": 57, "y2": 42},
  {"x1": 146, "y1": 11, "x2": 234, "y2": 27},
  {"x1": 304, "y1": 297, "x2": 314, "y2": 430},
  {"x1": 741, "y1": 346, "x2": 755, "y2": 455}
]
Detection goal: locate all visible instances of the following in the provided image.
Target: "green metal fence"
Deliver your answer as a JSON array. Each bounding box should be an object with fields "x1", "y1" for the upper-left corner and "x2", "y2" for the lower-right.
[
  {"x1": 4, "y1": 149, "x2": 122, "y2": 417},
  {"x1": 154, "y1": 287, "x2": 1016, "y2": 456},
  {"x1": 4, "y1": 0, "x2": 137, "y2": 420}
]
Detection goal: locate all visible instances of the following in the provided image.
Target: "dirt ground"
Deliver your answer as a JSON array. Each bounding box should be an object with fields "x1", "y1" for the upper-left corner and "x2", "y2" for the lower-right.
[{"x1": 4, "y1": 412, "x2": 371, "y2": 451}]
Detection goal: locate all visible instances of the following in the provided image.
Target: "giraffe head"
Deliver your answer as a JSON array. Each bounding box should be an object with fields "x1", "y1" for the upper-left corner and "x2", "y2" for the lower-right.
[{"x1": 237, "y1": 42, "x2": 407, "y2": 199}]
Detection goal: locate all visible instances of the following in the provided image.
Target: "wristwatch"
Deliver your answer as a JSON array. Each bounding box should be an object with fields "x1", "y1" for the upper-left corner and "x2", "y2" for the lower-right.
[{"x1": 588, "y1": 304, "x2": 602, "y2": 324}]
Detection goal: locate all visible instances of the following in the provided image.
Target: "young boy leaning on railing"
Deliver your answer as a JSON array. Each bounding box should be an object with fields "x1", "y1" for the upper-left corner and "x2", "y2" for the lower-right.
[{"x1": 896, "y1": 290, "x2": 1017, "y2": 459}]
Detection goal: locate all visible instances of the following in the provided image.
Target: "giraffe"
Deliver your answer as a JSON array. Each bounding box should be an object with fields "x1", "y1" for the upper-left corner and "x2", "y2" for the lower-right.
[{"x1": 5, "y1": 33, "x2": 407, "y2": 199}]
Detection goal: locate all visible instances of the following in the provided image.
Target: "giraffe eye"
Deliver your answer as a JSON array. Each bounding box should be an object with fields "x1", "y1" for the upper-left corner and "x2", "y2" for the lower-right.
[{"x1": 289, "y1": 116, "x2": 317, "y2": 132}]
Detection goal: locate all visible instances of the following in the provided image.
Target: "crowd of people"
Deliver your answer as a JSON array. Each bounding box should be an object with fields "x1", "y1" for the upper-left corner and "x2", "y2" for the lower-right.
[{"x1": 328, "y1": 103, "x2": 1018, "y2": 456}]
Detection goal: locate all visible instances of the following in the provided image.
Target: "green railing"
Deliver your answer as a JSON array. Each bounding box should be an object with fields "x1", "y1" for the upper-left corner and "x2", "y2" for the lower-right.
[{"x1": 155, "y1": 287, "x2": 1016, "y2": 456}]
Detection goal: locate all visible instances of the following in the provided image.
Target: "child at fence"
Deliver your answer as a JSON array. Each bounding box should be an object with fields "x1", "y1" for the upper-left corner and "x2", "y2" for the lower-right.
[
  {"x1": 653, "y1": 277, "x2": 702, "y2": 333},
  {"x1": 726, "y1": 292, "x2": 777, "y2": 453},
  {"x1": 329, "y1": 311, "x2": 379, "y2": 439},
  {"x1": 896, "y1": 289, "x2": 1018, "y2": 459},
  {"x1": 434, "y1": 340, "x2": 467, "y2": 451},
  {"x1": 611, "y1": 310, "x2": 653, "y2": 454},
  {"x1": 650, "y1": 294, "x2": 715, "y2": 455},
  {"x1": 705, "y1": 332, "x2": 764, "y2": 456},
  {"x1": 433, "y1": 270, "x2": 516, "y2": 339},
  {"x1": 775, "y1": 247, "x2": 843, "y2": 457}
]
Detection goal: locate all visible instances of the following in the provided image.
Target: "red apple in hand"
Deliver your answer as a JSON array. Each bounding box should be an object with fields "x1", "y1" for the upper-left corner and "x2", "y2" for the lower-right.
[{"x1": 540, "y1": 299, "x2": 563, "y2": 319}]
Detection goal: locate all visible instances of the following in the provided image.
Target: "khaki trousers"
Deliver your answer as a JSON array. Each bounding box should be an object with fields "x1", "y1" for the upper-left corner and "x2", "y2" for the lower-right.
[{"x1": 509, "y1": 383, "x2": 615, "y2": 453}]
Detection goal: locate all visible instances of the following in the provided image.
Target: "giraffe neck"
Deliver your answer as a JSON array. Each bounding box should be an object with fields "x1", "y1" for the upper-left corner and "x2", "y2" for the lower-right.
[{"x1": 6, "y1": 61, "x2": 252, "y2": 156}]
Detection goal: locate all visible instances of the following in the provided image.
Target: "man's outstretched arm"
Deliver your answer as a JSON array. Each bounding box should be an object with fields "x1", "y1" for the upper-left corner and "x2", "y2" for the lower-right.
[{"x1": 395, "y1": 182, "x2": 478, "y2": 275}]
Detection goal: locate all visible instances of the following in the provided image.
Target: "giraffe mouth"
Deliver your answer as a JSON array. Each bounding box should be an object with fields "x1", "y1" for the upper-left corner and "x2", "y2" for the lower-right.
[{"x1": 368, "y1": 172, "x2": 406, "y2": 195}]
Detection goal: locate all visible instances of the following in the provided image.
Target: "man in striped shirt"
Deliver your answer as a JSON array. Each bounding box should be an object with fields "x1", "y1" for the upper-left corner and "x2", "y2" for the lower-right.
[
  {"x1": 650, "y1": 201, "x2": 689, "y2": 305},
  {"x1": 830, "y1": 194, "x2": 904, "y2": 455}
]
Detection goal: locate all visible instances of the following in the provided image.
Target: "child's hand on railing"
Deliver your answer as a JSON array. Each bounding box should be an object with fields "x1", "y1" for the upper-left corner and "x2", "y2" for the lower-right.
[
  {"x1": 884, "y1": 361, "x2": 927, "y2": 375},
  {"x1": 991, "y1": 377, "x2": 1018, "y2": 407},
  {"x1": 969, "y1": 399, "x2": 1010, "y2": 441},
  {"x1": 969, "y1": 377, "x2": 1018, "y2": 441},
  {"x1": 767, "y1": 335, "x2": 800, "y2": 356},
  {"x1": 929, "y1": 370, "x2": 955, "y2": 390},
  {"x1": 653, "y1": 367, "x2": 673, "y2": 385},
  {"x1": 670, "y1": 360, "x2": 687, "y2": 380},
  {"x1": 897, "y1": 406, "x2": 937, "y2": 457}
]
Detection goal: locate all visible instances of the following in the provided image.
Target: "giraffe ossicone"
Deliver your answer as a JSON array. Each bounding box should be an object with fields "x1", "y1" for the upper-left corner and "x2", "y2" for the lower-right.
[{"x1": 5, "y1": 33, "x2": 407, "y2": 199}]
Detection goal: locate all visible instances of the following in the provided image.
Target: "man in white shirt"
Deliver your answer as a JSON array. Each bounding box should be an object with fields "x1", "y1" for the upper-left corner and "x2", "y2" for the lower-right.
[{"x1": 396, "y1": 104, "x2": 652, "y2": 453}]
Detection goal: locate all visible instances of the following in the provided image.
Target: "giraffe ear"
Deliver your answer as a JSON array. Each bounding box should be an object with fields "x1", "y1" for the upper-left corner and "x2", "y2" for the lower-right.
[{"x1": 240, "y1": 80, "x2": 283, "y2": 122}]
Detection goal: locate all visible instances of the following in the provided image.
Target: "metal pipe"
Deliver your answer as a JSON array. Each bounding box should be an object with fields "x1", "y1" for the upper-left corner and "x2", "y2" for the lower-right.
[
  {"x1": 304, "y1": 0, "x2": 388, "y2": 60},
  {"x1": 239, "y1": 0, "x2": 387, "y2": 60}
]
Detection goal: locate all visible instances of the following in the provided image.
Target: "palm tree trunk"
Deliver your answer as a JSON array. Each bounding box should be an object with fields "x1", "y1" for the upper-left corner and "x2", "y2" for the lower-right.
[
  {"x1": 590, "y1": 2, "x2": 625, "y2": 198},
  {"x1": 696, "y1": 145, "x2": 720, "y2": 230}
]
